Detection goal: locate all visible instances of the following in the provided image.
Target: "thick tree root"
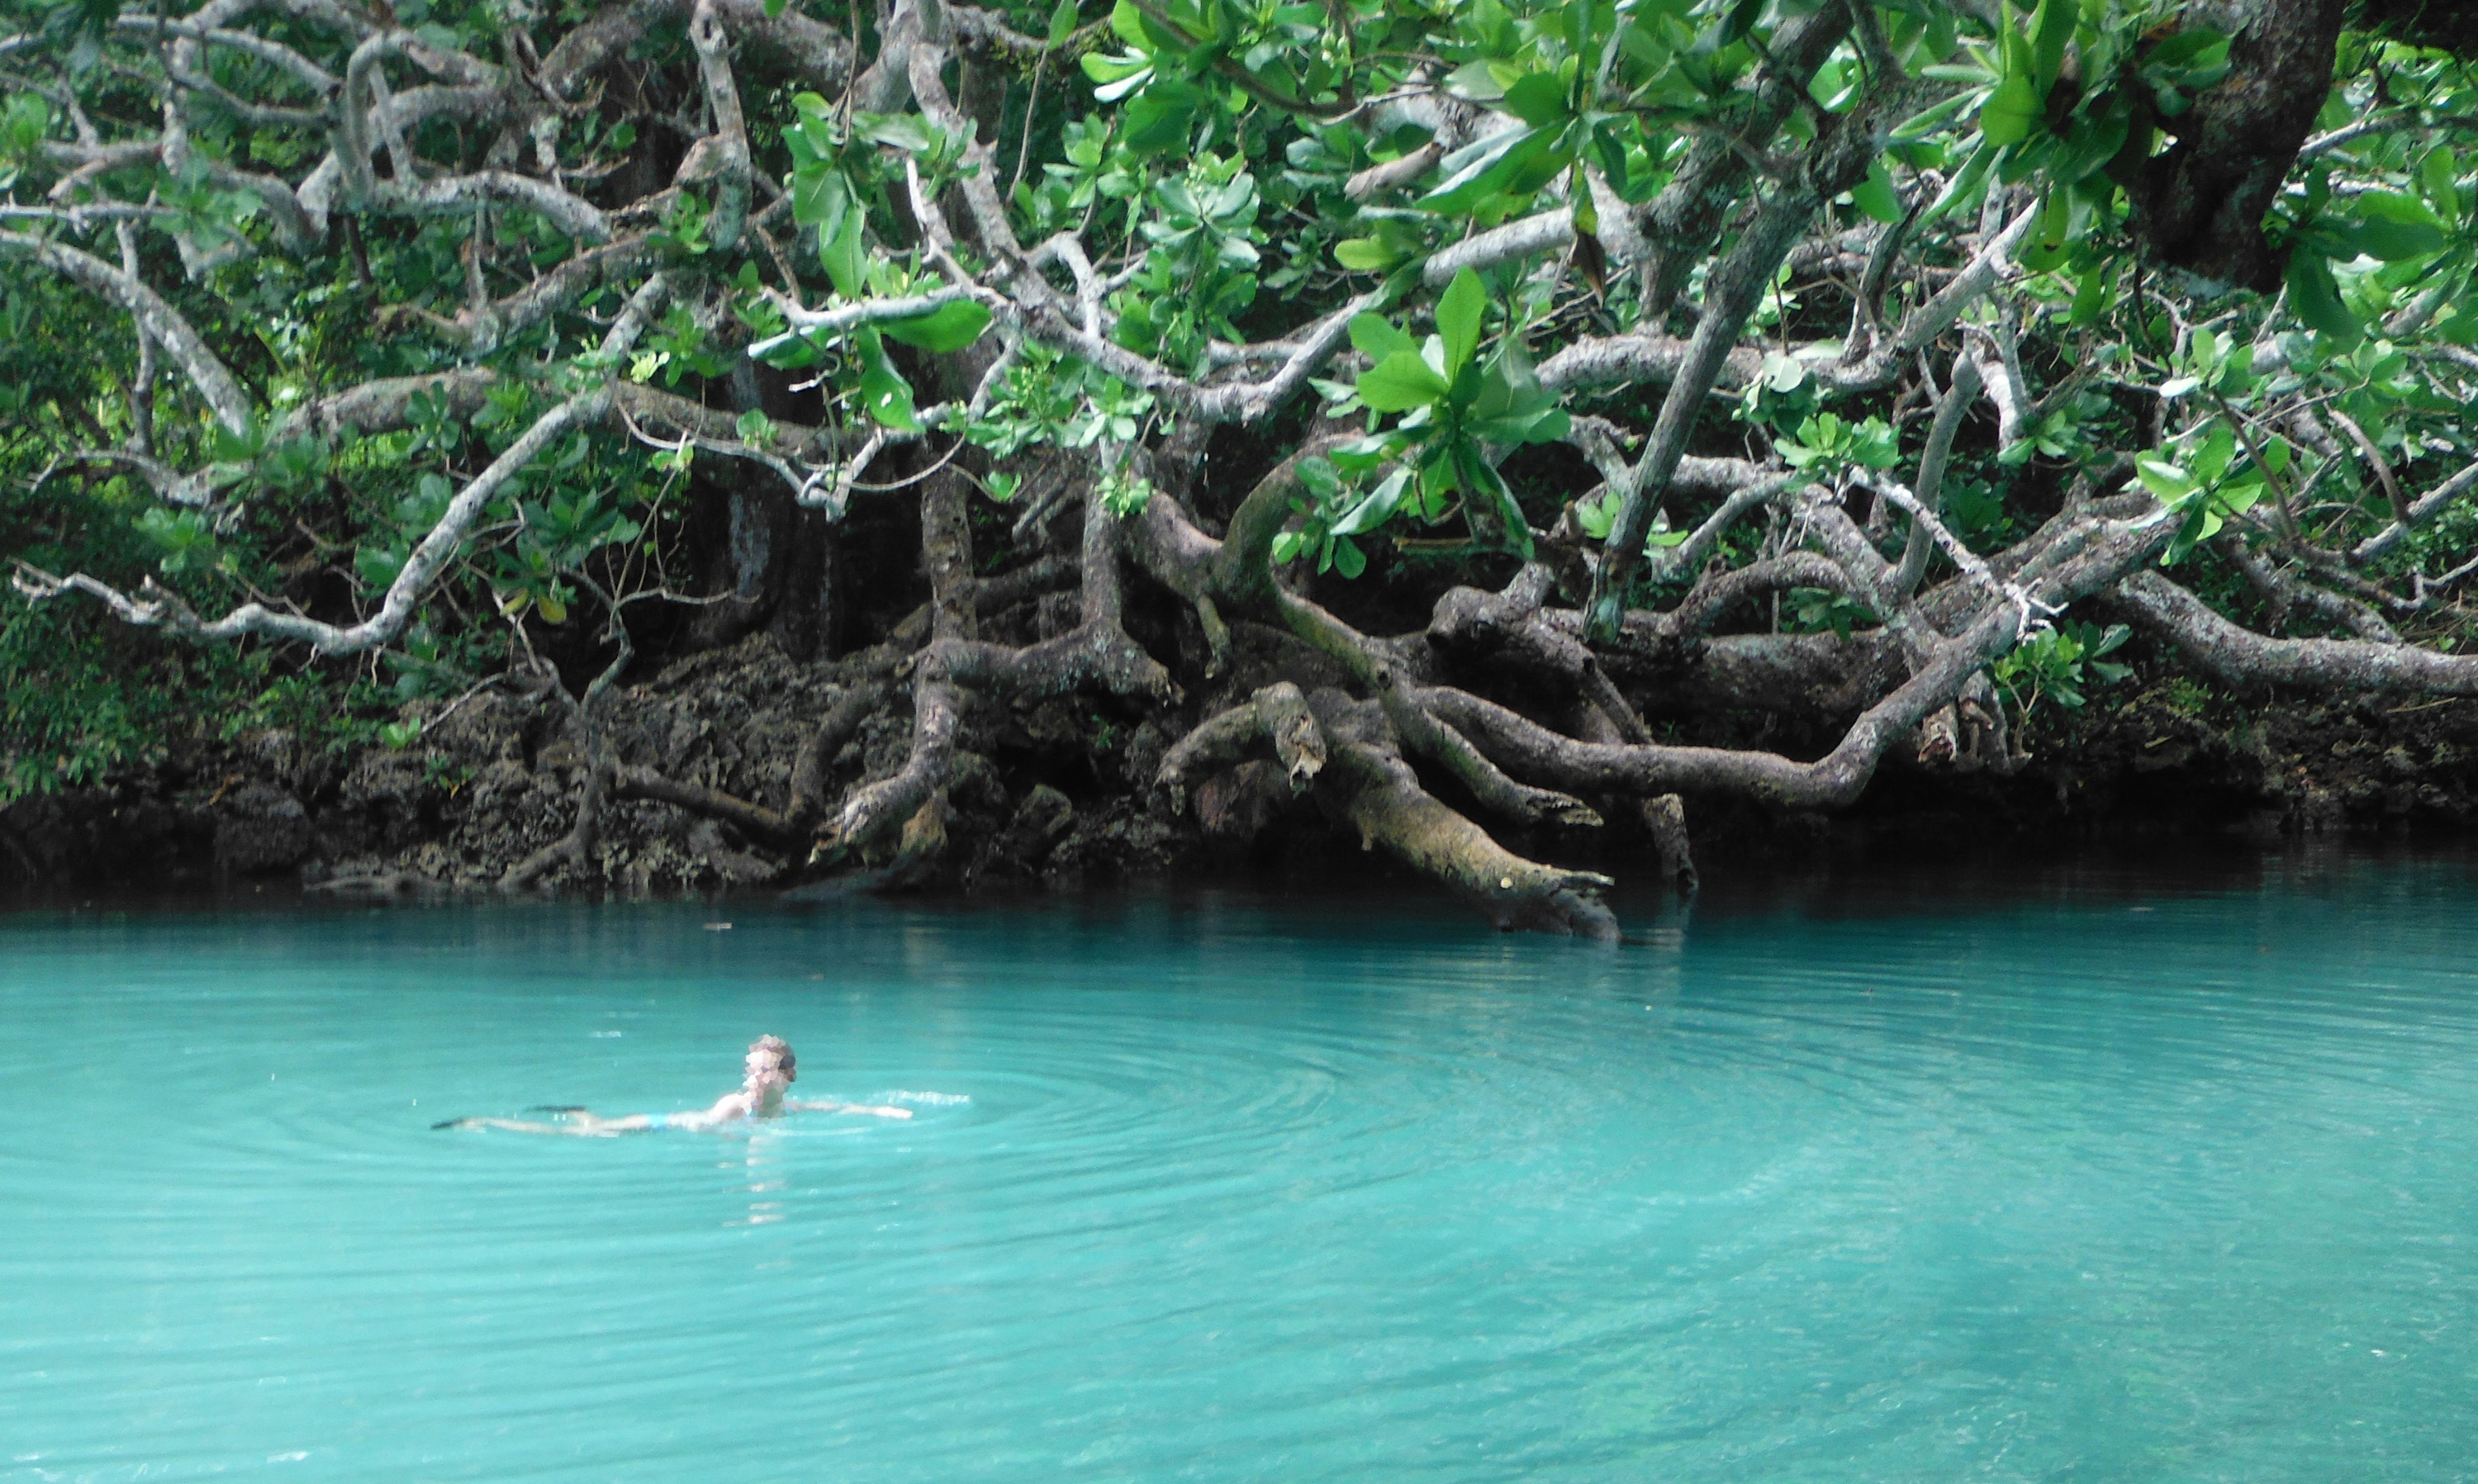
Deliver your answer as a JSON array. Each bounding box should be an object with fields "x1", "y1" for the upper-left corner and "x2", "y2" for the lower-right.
[
  {"x1": 2112, "y1": 570, "x2": 2478, "y2": 694},
  {"x1": 499, "y1": 757, "x2": 614, "y2": 894},
  {"x1": 1643, "y1": 794, "x2": 1698, "y2": 895},
  {"x1": 1157, "y1": 680, "x2": 1326, "y2": 813},
  {"x1": 1321, "y1": 730, "x2": 1619, "y2": 941},
  {"x1": 615, "y1": 766, "x2": 797, "y2": 843},
  {"x1": 1155, "y1": 673, "x2": 1616, "y2": 937},
  {"x1": 824, "y1": 678, "x2": 964, "y2": 856},
  {"x1": 1374, "y1": 670, "x2": 1602, "y2": 829},
  {"x1": 788, "y1": 679, "x2": 891, "y2": 824}
]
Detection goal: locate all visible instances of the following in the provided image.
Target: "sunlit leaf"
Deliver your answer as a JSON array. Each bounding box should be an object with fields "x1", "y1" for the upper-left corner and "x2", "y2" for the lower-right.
[
  {"x1": 878, "y1": 300, "x2": 993, "y2": 353},
  {"x1": 1436, "y1": 268, "x2": 1486, "y2": 378},
  {"x1": 1980, "y1": 74, "x2": 2040, "y2": 147},
  {"x1": 1122, "y1": 78, "x2": 1202, "y2": 154},
  {"x1": 1348, "y1": 313, "x2": 1418, "y2": 360},
  {"x1": 1501, "y1": 72, "x2": 1571, "y2": 127},
  {"x1": 1355, "y1": 351, "x2": 1450, "y2": 411},
  {"x1": 1849, "y1": 159, "x2": 1903, "y2": 224}
]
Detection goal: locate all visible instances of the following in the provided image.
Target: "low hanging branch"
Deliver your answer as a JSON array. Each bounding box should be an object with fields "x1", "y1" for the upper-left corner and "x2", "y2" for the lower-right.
[{"x1": 7, "y1": 0, "x2": 2478, "y2": 932}]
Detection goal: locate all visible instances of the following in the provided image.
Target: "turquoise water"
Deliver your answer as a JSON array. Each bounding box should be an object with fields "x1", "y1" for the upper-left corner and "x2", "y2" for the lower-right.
[{"x1": 6, "y1": 862, "x2": 2478, "y2": 1482}]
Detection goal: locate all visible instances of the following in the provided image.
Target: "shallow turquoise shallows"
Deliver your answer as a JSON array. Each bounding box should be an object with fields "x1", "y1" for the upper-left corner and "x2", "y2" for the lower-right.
[{"x1": 7, "y1": 861, "x2": 2478, "y2": 1482}]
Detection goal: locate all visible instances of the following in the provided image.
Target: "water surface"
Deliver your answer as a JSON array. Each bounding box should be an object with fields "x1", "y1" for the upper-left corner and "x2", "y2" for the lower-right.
[{"x1": 6, "y1": 859, "x2": 2476, "y2": 1481}]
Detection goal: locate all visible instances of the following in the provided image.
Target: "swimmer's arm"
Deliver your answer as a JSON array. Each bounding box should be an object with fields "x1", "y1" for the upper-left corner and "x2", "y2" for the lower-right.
[
  {"x1": 785, "y1": 1098, "x2": 914, "y2": 1119},
  {"x1": 436, "y1": 1114, "x2": 633, "y2": 1136},
  {"x1": 660, "y1": 1092, "x2": 752, "y2": 1131}
]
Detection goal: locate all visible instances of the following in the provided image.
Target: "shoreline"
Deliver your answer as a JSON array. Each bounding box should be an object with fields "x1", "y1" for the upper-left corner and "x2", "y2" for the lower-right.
[{"x1": 12, "y1": 632, "x2": 2478, "y2": 914}]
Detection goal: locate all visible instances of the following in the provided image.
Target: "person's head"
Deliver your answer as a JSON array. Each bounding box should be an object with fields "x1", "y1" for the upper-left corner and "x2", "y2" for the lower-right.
[{"x1": 744, "y1": 1035, "x2": 795, "y2": 1088}]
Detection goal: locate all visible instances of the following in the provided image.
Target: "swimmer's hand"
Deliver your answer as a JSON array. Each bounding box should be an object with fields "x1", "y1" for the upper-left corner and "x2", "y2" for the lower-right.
[{"x1": 786, "y1": 1099, "x2": 914, "y2": 1119}]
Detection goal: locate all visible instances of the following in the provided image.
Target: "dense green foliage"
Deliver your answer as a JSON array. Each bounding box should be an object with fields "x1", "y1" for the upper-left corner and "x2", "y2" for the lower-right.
[{"x1": 2, "y1": 0, "x2": 2475, "y2": 837}]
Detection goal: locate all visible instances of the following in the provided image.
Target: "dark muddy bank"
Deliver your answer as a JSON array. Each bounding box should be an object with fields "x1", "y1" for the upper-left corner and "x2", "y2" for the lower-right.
[{"x1": 10, "y1": 625, "x2": 2478, "y2": 910}]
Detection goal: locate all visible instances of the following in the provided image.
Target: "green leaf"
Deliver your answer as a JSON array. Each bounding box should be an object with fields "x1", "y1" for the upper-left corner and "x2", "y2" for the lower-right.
[
  {"x1": 1417, "y1": 125, "x2": 1557, "y2": 215},
  {"x1": 1917, "y1": 137, "x2": 1994, "y2": 227},
  {"x1": 856, "y1": 329, "x2": 919, "y2": 430},
  {"x1": 1047, "y1": 0, "x2": 1080, "y2": 46},
  {"x1": 2051, "y1": 101, "x2": 2130, "y2": 183},
  {"x1": 1334, "y1": 238, "x2": 1404, "y2": 271},
  {"x1": 1575, "y1": 488, "x2": 1621, "y2": 540},
  {"x1": 1463, "y1": 448, "x2": 1532, "y2": 558},
  {"x1": 1436, "y1": 268, "x2": 1486, "y2": 378},
  {"x1": 1891, "y1": 88, "x2": 1984, "y2": 142},
  {"x1": 1348, "y1": 313, "x2": 1418, "y2": 360},
  {"x1": 1083, "y1": 51, "x2": 1151, "y2": 88},
  {"x1": 1502, "y1": 72, "x2": 1571, "y2": 127},
  {"x1": 1355, "y1": 351, "x2": 1450, "y2": 411},
  {"x1": 1123, "y1": 78, "x2": 1202, "y2": 155},
  {"x1": 2285, "y1": 250, "x2": 2361, "y2": 346},
  {"x1": 790, "y1": 159, "x2": 837, "y2": 229},
  {"x1": 2191, "y1": 421, "x2": 2235, "y2": 486},
  {"x1": 355, "y1": 545, "x2": 406, "y2": 590},
  {"x1": 2069, "y1": 264, "x2": 2108, "y2": 326},
  {"x1": 2341, "y1": 216, "x2": 2447, "y2": 262},
  {"x1": 2419, "y1": 148, "x2": 2460, "y2": 224},
  {"x1": 1328, "y1": 534, "x2": 1368, "y2": 579},
  {"x1": 1980, "y1": 74, "x2": 2040, "y2": 147},
  {"x1": 0, "y1": 92, "x2": 53, "y2": 159},
  {"x1": 2000, "y1": 0, "x2": 2034, "y2": 78},
  {"x1": 822, "y1": 206, "x2": 865, "y2": 299},
  {"x1": 1443, "y1": 59, "x2": 1509, "y2": 102},
  {"x1": 1849, "y1": 159, "x2": 1903, "y2": 224},
  {"x1": 878, "y1": 300, "x2": 993, "y2": 353},
  {"x1": 2029, "y1": 0, "x2": 2073, "y2": 97},
  {"x1": 1332, "y1": 467, "x2": 1412, "y2": 537},
  {"x1": 2134, "y1": 455, "x2": 2196, "y2": 505},
  {"x1": 852, "y1": 112, "x2": 935, "y2": 152}
]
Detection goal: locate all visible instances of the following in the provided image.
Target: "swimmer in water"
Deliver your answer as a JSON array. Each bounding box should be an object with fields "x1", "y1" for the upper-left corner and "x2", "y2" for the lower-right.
[{"x1": 437, "y1": 1035, "x2": 910, "y2": 1133}]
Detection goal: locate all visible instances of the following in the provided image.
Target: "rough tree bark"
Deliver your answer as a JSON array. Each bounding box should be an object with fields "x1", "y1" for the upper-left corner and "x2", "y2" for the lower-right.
[
  {"x1": 2124, "y1": 0, "x2": 2347, "y2": 288},
  {"x1": 7, "y1": 0, "x2": 2476, "y2": 938}
]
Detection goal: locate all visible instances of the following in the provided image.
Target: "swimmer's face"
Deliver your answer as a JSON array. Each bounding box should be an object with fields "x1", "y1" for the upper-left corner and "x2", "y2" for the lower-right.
[{"x1": 744, "y1": 1047, "x2": 791, "y2": 1086}]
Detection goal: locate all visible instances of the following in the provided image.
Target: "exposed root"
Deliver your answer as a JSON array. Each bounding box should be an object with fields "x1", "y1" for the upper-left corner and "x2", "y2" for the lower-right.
[
  {"x1": 784, "y1": 789, "x2": 950, "y2": 898},
  {"x1": 1644, "y1": 794, "x2": 1698, "y2": 895},
  {"x1": 1158, "y1": 680, "x2": 1326, "y2": 813},
  {"x1": 1429, "y1": 579, "x2": 1647, "y2": 743},
  {"x1": 1193, "y1": 593, "x2": 1232, "y2": 676},
  {"x1": 500, "y1": 756, "x2": 613, "y2": 893},
  {"x1": 823, "y1": 677, "x2": 962, "y2": 856},
  {"x1": 788, "y1": 679, "x2": 890, "y2": 824},
  {"x1": 819, "y1": 467, "x2": 1174, "y2": 868},
  {"x1": 2112, "y1": 570, "x2": 2478, "y2": 694},
  {"x1": 1315, "y1": 716, "x2": 1619, "y2": 941},
  {"x1": 614, "y1": 765, "x2": 797, "y2": 843},
  {"x1": 1376, "y1": 672, "x2": 1602, "y2": 829}
]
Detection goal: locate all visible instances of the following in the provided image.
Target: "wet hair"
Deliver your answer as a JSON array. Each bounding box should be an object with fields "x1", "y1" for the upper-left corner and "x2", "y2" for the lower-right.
[{"x1": 748, "y1": 1035, "x2": 795, "y2": 1080}]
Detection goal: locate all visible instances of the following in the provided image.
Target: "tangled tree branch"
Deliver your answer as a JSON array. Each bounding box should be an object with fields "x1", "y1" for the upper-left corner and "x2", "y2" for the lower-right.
[{"x1": 7, "y1": 0, "x2": 2477, "y2": 933}]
